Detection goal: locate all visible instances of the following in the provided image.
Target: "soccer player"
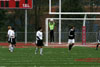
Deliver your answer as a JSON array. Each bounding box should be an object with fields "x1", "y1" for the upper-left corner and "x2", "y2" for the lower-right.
[
  {"x1": 49, "y1": 19, "x2": 55, "y2": 43},
  {"x1": 7, "y1": 26, "x2": 15, "y2": 52},
  {"x1": 11, "y1": 28, "x2": 16, "y2": 48},
  {"x1": 7, "y1": 26, "x2": 12, "y2": 51},
  {"x1": 68, "y1": 26, "x2": 75, "y2": 51},
  {"x1": 96, "y1": 30, "x2": 100, "y2": 50},
  {"x1": 35, "y1": 27, "x2": 44, "y2": 55}
]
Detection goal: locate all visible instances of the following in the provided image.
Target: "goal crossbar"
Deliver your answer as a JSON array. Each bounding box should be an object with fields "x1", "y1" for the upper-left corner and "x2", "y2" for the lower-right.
[
  {"x1": 49, "y1": 12, "x2": 100, "y2": 15},
  {"x1": 46, "y1": 18, "x2": 100, "y2": 20}
]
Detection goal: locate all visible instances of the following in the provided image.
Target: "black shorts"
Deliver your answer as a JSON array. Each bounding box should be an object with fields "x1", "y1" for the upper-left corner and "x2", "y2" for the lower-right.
[
  {"x1": 8, "y1": 38, "x2": 11, "y2": 43},
  {"x1": 36, "y1": 40, "x2": 44, "y2": 46},
  {"x1": 11, "y1": 38, "x2": 16, "y2": 45}
]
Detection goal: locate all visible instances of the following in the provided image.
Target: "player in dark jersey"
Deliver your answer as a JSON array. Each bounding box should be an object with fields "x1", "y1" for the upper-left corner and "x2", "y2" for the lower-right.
[
  {"x1": 11, "y1": 28, "x2": 16, "y2": 47},
  {"x1": 96, "y1": 30, "x2": 100, "y2": 50},
  {"x1": 68, "y1": 26, "x2": 75, "y2": 51}
]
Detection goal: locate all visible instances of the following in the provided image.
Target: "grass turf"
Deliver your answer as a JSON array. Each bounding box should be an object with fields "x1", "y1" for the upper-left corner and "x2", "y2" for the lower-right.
[{"x1": 0, "y1": 46, "x2": 100, "y2": 67}]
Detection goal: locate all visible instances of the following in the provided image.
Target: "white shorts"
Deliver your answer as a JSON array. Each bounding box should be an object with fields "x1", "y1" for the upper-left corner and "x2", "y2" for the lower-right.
[
  {"x1": 68, "y1": 39, "x2": 75, "y2": 44},
  {"x1": 98, "y1": 40, "x2": 100, "y2": 43}
]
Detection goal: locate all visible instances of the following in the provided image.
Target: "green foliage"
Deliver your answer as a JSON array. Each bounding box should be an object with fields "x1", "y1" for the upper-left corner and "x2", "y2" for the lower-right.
[
  {"x1": 0, "y1": 0, "x2": 49, "y2": 32},
  {"x1": 62, "y1": 0, "x2": 84, "y2": 18},
  {"x1": 62, "y1": 0, "x2": 84, "y2": 12},
  {"x1": 60, "y1": 0, "x2": 84, "y2": 31},
  {"x1": 0, "y1": 10, "x2": 9, "y2": 31}
]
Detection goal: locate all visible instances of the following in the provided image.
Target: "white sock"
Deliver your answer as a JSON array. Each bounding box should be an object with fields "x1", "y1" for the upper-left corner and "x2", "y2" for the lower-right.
[
  {"x1": 10, "y1": 44, "x2": 14, "y2": 52},
  {"x1": 40, "y1": 48, "x2": 43, "y2": 55},
  {"x1": 35, "y1": 47, "x2": 38, "y2": 54},
  {"x1": 10, "y1": 46, "x2": 14, "y2": 52}
]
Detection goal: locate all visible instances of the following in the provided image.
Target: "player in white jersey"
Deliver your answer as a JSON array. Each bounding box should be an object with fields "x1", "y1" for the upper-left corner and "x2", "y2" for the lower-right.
[
  {"x1": 7, "y1": 26, "x2": 15, "y2": 52},
  {"x1": 7, "y1": 26, "x2": 12, "y2": 52},
  {"x1": 35, "y1": 27, "x2": 44, "y2": 55}
]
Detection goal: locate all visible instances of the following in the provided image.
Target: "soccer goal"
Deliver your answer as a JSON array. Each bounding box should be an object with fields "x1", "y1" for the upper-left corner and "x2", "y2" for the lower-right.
[
  {"x1": 45, "y1": 17, "x2": 100, "y2": 46},
  {"x1": 45, "y1": 0, "x2": 100, "y2": 46}
]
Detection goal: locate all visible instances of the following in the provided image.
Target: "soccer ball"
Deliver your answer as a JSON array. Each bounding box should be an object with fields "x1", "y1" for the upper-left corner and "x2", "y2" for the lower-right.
[{"x1": 50, "y1": 19, "x2": 54, "y2": 21}]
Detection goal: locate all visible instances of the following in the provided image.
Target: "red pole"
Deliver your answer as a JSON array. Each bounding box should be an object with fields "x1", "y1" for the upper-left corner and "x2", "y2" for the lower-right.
[{"x1": 82, "y1": 26, "x2": 86, "y2": 45}]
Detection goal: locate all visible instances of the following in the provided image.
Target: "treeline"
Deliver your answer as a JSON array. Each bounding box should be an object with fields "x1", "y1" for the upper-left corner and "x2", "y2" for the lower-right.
[{"x1": 0, "y1": 0, "x2": 99, "y2": 32}]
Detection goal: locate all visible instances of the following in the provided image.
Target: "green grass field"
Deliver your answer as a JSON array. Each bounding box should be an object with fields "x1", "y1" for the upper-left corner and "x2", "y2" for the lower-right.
[{"x1": 0, "y1": 46, "x2": 100, "y2": 67}]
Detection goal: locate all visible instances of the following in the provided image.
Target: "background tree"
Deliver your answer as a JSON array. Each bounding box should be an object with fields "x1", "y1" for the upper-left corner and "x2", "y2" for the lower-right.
[{"x1": 61, "y1": 0, "x2": 84, "y2": 31}]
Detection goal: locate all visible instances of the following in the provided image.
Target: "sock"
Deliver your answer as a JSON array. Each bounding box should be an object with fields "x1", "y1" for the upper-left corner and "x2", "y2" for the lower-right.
[
  {"x1": 69, "y1": 44, "x2": 74, "y2": 51},
  {"x1": 40, "y1": 48, "x2": 43, "y2": 55},
  {"x1": 35, "y1": 47, "x2": 38, "y2": 54},
  {"x1": 11, "y1": 46, "x2": 14, "y2": 52},
  {"x1": 69, "y1": 44, "x2": 72, "y2": 50},
  {"x1": 70, "y1": 44, "x2": 74, "y2": 50},
  {"x1": 96, "y1": 44, "x2": 99, "y2": 50},
  {"x1": 10, "y1": 46, "x2": 13, "y2": 52}
]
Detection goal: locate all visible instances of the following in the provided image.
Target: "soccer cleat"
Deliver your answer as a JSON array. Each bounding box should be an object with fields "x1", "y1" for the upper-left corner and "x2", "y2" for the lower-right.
[
  {"x1": 10, "y1": 50, "x2": 13, "y2": 52},
  {"x1": 40, "y1": 54, "x2": 43, "y2": 56},
  {"x1": 35, "y1": 52, "x2": 37, "y2": 55},
  {"x1": 9, "y1": 49, "x2": 11, "y2": 51}
]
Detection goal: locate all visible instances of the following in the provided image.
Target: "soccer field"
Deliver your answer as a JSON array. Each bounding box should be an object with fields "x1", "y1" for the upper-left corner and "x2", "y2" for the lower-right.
[{"x1": 0, "y1": 46, "x2": 100, "y2": 67}]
